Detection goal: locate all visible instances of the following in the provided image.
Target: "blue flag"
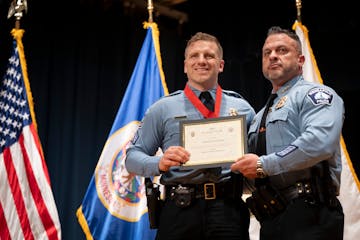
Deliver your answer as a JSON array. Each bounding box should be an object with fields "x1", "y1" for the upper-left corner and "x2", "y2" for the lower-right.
[{"x1": 77, "y1": 22, "x2": 168, "y2": 240}]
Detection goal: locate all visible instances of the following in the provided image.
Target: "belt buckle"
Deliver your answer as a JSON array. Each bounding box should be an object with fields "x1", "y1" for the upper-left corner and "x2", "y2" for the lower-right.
[{"x1": 204, "y1": 183, "x2": 216, "y2": 200}]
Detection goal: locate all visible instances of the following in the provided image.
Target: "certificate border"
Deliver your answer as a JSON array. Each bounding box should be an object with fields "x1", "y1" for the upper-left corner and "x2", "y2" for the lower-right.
[{"x1": 179, "y1": 115, "x2": 247, "y2": 170}]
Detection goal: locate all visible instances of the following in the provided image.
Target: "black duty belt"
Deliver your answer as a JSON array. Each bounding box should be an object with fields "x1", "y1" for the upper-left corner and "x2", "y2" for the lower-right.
[
  {"x1": 165, "y1": 181, "x2": 242, "y2": 207},
  {"x1": 279, "y1": 181, "x2": 314, "y2": 202},
  {"x1": 246, "y1": 180, "x2": 319, "y2": 222},
  {"x1": 247, "y1": 162, "x2": 338, "y2": 221},
  {"x1": 165, "y1": 181, "x2": 238, "y2": 201}
]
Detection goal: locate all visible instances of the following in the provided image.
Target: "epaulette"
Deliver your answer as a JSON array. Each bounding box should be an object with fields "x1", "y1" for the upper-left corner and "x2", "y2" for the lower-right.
[
  {"x1": 164, "y1": 90, "x2": 182, "y2": 97},
  {"x1": 222, "y1": 89, "x2": 244, "y2": 99}
]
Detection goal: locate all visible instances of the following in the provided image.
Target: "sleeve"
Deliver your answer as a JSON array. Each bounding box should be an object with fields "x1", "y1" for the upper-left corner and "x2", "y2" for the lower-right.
[
  {"x1": 240, "y1": 100, "x2": 256, "y2": 129},
  {"x1": 125, "y1": 104, "x2": 163, "y2": 177},
  {"x1": 262, "y1": 86, "x2": 345, "y2": 175}
]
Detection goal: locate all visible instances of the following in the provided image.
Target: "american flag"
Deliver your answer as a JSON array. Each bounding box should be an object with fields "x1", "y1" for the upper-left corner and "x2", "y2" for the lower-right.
[{"x1": 0, "y1": 30, "x2": 61, "y2": 239}]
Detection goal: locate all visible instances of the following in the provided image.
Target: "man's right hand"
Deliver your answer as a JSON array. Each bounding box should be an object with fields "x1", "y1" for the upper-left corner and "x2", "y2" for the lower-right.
[{"x1": 159, "y1": 146, "x2": 190, "y2": 172}]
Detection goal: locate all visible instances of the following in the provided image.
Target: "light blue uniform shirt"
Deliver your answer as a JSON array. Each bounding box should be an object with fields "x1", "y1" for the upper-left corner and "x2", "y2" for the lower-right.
[
  {"x1": 125, "y1": 86, "x2": 255, "y2": 185},
  {"x1": 248, "y1": 75, "x2": 345, "y2": 193}
]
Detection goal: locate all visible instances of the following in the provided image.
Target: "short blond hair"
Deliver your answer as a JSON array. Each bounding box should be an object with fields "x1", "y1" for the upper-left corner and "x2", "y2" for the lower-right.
[{"x1": 184, "y1": 32, "x2": 223, "y2": 58}]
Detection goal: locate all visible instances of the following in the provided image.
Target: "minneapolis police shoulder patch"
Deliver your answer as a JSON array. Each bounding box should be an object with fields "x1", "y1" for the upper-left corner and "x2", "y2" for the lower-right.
[
  {"x1": 131, "y1": 122, "x2": 142, "y2": 144},
  {"x1": 307, "y1": 87, "x2": 333, "y2": 106}
]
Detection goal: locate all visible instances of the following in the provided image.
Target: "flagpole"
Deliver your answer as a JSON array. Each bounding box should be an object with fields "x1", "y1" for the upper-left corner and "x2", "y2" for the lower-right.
[
  {"x1": 148, "y1": 0, "x2": 154, "y2": 23},
  {"x1": 295, "y1": 0, "x2": 302, "y2": 23}
]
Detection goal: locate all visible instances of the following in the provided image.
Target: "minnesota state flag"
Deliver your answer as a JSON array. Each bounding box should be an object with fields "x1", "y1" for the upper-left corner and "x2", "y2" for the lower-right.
[{"x1": 76, "y1": 22, "x2": 168, "y2": 239}]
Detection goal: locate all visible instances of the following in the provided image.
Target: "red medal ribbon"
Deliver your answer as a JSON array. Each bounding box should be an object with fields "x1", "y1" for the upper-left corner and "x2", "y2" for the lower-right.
[{"x1": 184, "y1": 84, "x2": 222, "y2": 118}]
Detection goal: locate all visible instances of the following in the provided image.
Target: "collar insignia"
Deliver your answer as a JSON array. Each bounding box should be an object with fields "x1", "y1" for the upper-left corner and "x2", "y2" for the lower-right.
[
  {"x1": 275, "y1": 96, "x2": 287, "y2": 109},
  {"x1": 229, "y1": 108, "x2": 238, "y2": 116}
]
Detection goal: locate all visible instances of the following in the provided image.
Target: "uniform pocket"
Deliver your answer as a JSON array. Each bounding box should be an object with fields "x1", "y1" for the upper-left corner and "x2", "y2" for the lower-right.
[
  {"x1": 266, "y1": 108, "x2": 290, "y2": 148},
  {"x1": 268, "y1": 108, "x2": 288, "y2": 123}
]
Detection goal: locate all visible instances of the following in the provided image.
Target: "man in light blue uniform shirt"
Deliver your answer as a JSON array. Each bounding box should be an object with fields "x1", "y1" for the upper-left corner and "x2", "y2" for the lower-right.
[
  {"x1": 231, "y1": 26, "x2": 345, "y2": 240},
  {"x1": 126, "y1": 86, "x2": 254, "y2": 183},
  {"x1": 126, "y1": 32, "x2": 255, "y2": 240}
]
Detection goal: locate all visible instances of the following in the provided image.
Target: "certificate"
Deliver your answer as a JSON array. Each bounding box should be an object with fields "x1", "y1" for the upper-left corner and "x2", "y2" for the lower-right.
[{"x1": 179, "y1": 115, "x2": 247, "y2": 169}]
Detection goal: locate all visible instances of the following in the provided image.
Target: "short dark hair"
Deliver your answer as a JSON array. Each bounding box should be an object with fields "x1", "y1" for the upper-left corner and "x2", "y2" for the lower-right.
[
  {"x1": 267, "y1": 26, "x2": 302, "y2": 54},
  {"x1": 185, "y1": 32, "x2": 223, "y2": 58}
]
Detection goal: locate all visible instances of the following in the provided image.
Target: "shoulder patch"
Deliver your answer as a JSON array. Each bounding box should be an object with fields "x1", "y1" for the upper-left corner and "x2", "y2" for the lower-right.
[
  {"x1": 275, "y1": 145, "x2": 298, "y2": 157},
  {"x1": 222, "y1": 90, "x2": 243, "y2": 99},
  {"x1": 307, "y1": 87, "x2": 333, "y2": 106},
  {"x1": 131, "y1": 123, "x2": 142, "y2": 144}
]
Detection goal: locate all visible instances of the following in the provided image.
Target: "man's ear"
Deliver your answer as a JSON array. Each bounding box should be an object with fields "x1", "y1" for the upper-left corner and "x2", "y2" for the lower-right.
[
  {"x1": 219, "y1": 60, "x2": 225, "y2": 73},
  {"x1": 299, "y1": 55, "x2": 305, "y2": 64}
]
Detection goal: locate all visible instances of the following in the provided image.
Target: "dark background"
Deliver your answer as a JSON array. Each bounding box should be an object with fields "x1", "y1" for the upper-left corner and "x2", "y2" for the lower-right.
[{"x1": 0, "y1": 0, "x2": 358, "y2": 239}]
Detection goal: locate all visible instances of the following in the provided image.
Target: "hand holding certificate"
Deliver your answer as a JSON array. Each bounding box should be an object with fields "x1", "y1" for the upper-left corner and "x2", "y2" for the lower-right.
[{"x1": 179, "y1": 115, "x2": 247, "y2": 169}]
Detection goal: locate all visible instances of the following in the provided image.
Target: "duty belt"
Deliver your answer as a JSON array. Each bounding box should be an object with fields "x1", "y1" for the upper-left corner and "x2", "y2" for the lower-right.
[
  {"x1": 247, "y1": 179, "x2": 336, "y2": 222},
  {"x1": 171, "y1": 182, "x2": 233, "y2": 198},
  {"x1": 166, "y1": 183, "x2": 219, "y2": 200},
  {"x1": 165, "y1": 181, "x2": 241, "y2": 207},
  {"x1": 280, "y1": 181, "x2": 314, "y2": 202}
]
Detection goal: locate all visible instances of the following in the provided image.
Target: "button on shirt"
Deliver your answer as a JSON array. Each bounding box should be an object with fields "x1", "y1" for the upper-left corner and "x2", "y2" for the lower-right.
[
  {"x1": 248, "y1": 76, "x2": 345, "y2": 192},
  {"x1": 125, "y1": 86, "x2": 255, "y2": 185}
]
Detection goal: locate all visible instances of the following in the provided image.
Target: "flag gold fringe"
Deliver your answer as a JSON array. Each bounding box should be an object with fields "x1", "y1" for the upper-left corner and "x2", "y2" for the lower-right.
[
  {"x1": 292, "y1": 21, "x2": 323, "y2": 85},
  {"x1": 11, "y1": 28, "x2": 38, "y2": 131},
  {"x1": 143, "y1": 22, "x2": 169, "y2": 96},
  {"x1": 11, "y1": 28, "x2": 47, "y2": 164},
  {"x1": 293, "y1": 21, "x2": 360, "y2": 189},
  {"x1": 76, "y1": 207, "x2": 94, "y2": 240},
  {"x1": 341, "y1": 136, "x2": 360, "y2": 188}
]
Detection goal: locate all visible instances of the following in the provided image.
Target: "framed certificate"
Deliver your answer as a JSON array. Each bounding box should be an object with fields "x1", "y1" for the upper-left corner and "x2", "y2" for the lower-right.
[{"x1": 179, "y1": 115, "x2": 247, "y2": 169}]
